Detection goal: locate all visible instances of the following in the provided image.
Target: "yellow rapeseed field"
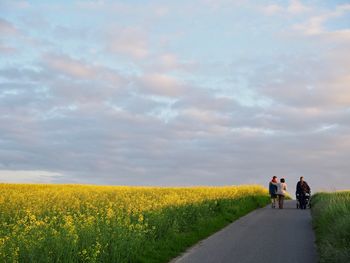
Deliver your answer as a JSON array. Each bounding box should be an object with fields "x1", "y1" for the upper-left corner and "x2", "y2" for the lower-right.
[{"x1": 0, "y1": 184, "x2": 268, "y2": 262}]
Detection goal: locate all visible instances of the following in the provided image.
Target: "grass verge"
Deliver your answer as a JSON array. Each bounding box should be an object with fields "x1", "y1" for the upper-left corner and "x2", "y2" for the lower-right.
[
  {"x1": 311, "y1": 191, "x2": 350, "y2": 263},
  {"x1": 139, "y1": 195, "x2": 269, "y2": 263}
]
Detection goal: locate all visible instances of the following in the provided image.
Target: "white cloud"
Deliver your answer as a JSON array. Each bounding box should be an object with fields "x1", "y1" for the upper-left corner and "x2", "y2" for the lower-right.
[
  {"x1": 44, "y1": 54, "x2": 96, "y2": 79},
  {"x1": 147, "y1": 53, "x2": 197, "y2": 74},
  {"x1": 0, "y1": 0, "x2": 30, "y2": 10},
  {"x1": 292, "y1": 4, "x2": 350, "y2": 36},
  {"x1": 0, "y1": 170, "x2": 63, "y2": 183},
  {"x1": 107, "y1": 27, "x2": 149, "y2": 59},
  {"x1": 153, "y1": 6, "x2": 169, "y2": 17},
  {"x1": 287, "y1": 0, "x2": 310, "y2": 14},
  {"x1": 262, "y1": 4, "x2": 284, "y2": 15},
  {"x1": 261, "y1": 0, "x2": 310, "y2": 16},
  {"x1": 1, "y1": 0, "x2": 350, "y2": 191},
  {"x1": 158, "y1": 53, "x2": 179, "y2": 69},
  {"x1": 0, "y1": 42, "x2": 17, "y2": 54},
  {"x1": 139, "y1": 73, "x2": 186, "y2": 97},
  {"x1": 181, "y1": 107, "x2": 229, "y2": 126},
  {"x1": 0, "y1": 18, "x2": 18, "y2": 35}
]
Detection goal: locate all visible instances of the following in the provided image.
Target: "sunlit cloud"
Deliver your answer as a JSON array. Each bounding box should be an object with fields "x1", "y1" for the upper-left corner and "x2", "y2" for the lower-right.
[
  {"x1": 139, "y1": 73, "x2": 186, "y2": 97},
  {"x1": 0, "y1": 170, "x2": 63, "y2": 183},
  {"x1": 287, "y1": 0, "x2": 310, "y2": 14},
  {"x1": 44, "y1": 54, "x2": 97, "y2": 79},
  {"x1": 0, "y1": 18, "x2": 18, "y2": 35},
  {"x1": 0, "y1": 0, "x2": 350, "y2": 191},
  {"x1": 0, "y1": 43, "x2": 17, "y2": 54},
  {"x1": 261, "y1": 0, "x2": 310, "y2": 16},
  {"x1": 292, "y1": 4, "x2": 350, "y2": 36},
  {"x1": 107, "y1": 27, "x2": 150, "y2": 59}
]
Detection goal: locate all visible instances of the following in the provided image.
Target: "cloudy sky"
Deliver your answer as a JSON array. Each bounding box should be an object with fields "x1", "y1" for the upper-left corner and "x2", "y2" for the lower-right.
[{"x1": 1, "y1": 0, "x2": 350, "y2": 191}]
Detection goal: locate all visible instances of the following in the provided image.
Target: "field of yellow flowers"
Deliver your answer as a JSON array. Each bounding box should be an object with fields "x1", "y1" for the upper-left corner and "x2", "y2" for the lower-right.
[{"x1": 0, "y1": 184, "x2": 269, "y2": 262}]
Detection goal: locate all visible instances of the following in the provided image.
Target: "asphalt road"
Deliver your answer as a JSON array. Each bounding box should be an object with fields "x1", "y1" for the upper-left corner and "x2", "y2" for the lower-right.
[{"x1": 171, "y1": 200, "x2": 318, "y2": 263}]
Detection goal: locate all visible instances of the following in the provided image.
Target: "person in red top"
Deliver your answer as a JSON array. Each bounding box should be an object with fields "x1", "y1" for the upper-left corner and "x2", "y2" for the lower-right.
[{"x1": 269, "y1": 176, "x2": 278, "y2": 208}]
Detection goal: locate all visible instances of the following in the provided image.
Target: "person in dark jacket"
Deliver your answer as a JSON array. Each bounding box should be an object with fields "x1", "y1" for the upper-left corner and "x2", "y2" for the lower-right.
[
  {"x1": 296, "y1": 176, "x2": 311, "y2": 209},
  {"x1": 269, "y1": 176, "x2": 278, "y2": 208}
]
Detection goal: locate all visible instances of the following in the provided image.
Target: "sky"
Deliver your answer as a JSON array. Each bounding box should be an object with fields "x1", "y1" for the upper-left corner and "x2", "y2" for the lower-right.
[{"x1": 1, "y1": 0, "x2": 350, "y2": 191}]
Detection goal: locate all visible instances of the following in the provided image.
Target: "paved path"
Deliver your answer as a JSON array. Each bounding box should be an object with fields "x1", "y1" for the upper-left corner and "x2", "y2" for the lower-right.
[{"x1": 171, "y1": 200, "x2": 318, "y2": 263}]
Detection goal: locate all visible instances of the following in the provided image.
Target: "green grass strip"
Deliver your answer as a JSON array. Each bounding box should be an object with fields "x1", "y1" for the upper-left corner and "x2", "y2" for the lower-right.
[
  {"x1": 311, "y1": 191, "x2": 350, "y2": 263},
  {"x1": 137, "y1": 195, "x2": 269, "y2": 263}
]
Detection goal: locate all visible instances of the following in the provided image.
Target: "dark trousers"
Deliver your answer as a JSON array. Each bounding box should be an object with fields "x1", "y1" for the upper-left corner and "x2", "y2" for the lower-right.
[
  {"x1": 278, "y1": 195, "x2": 285, "y2": 209},
  {"x1": 299, "y1": 194, "x2": 307, "y2": 209}
]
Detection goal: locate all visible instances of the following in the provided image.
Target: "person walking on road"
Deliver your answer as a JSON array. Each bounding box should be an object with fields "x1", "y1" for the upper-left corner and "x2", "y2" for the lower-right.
[
  {"x1": 276, "y1": 178, "x2": 287, "y2": 209},
  {"x1": 269, "y1": 176, "x2": 278, "y2": 208},
  {"x1": 296, "y1": 177, "x2": 311, "y2": 209}
]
